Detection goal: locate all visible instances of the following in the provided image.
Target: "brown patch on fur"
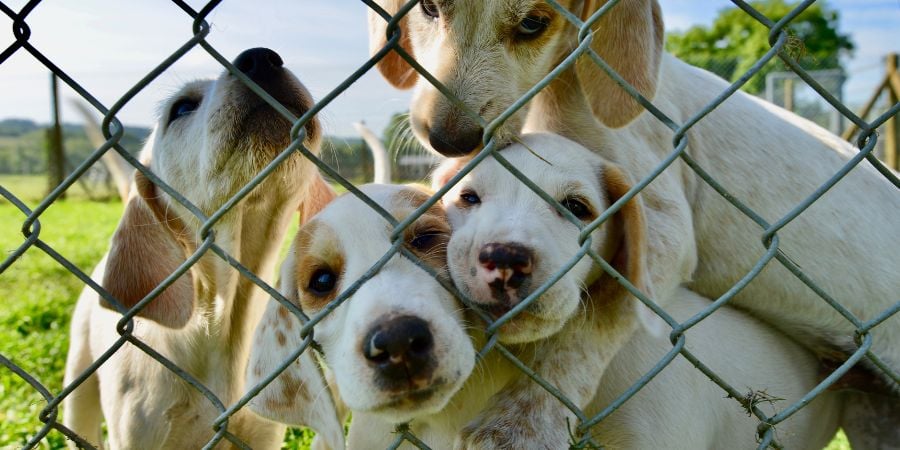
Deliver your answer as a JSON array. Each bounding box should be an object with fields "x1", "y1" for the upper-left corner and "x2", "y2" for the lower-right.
[
  {"x1": 299, "y1": 173, "x2": 336, "y2": 225},
  {"x1": 394, "y1": 187, "x2": 452, "y2": 272},
  {"x1": 368, "y1": 0, "x2": 418, "y2": 89},
  {"x1": 102, "y1": 171, "x2": 194, "y2": 329},
  {"x1": 276, "y1": 304, "x2": 295, "y2": 331},
  {"x1": 276, "y1": 330, "x2": 287, "y2": 347},
  {"x1": 594, "y1": 164, "x2": 650, "y2": 305},
  {"x1": 293, "y1": 221, "x2": 345, "y2": 312}
]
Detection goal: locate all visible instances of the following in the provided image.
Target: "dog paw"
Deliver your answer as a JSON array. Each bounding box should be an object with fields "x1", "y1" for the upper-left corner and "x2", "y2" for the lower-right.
[{"x1": 453, "y1": 394, "x2": 572, "y2": 449}]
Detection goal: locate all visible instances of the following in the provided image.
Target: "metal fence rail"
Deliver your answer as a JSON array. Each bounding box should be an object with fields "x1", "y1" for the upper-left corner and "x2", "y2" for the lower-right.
[{"x1": 0, "y1": 0, "x2": 898, "y2": 449}]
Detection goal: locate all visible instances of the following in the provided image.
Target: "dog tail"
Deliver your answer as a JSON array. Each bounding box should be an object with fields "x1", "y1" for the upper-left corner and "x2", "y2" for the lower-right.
[
  {"x1": 354, "y1": 121, "x2": 391, "y2": 184},
  {"x1": 70, "y1": 101, "x2": 133, "y2": 203}
]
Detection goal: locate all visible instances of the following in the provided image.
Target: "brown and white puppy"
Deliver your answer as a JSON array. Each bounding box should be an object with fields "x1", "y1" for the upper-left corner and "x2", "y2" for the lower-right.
[
  {"x1": 246, "y1": 184, "x2": 476, "y2": 449},
  {"x1": 369, "y1": 2, "x2": 900, "y2": 445},
  {"x1": 62, "y1": 48, "x2": 336, "y2": 449}
]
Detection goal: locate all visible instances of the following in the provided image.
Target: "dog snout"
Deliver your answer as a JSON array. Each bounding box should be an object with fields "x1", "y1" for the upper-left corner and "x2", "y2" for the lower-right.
[
  {"x1": 233, "y1": 47, "x2": 284, "y2": 84},
  {"x1": 363, "y1": 316, "x2": 435, "y2": 386},
  {"x1": 427, "y1": 113, "x2": 483, "y2": 157},
  {"x1": 478, "y1": 242, "x2": 534, "y2": 302}
]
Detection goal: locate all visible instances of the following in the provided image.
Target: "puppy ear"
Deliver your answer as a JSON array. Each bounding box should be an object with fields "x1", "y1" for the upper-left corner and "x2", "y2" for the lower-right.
[
  {"x1": 599, "y1": 164, "x2": 666, "y2": 337},
  {"x1": 246, "y1": 253, "x2": 345, "y2": 450},
  {"x1": 368, "y1": 0, "x2": 418, "y2": 89},
  {"x1": 299, "y1": 173, "x2": 337, "y2": 225},
  {"x1": 101, "y1": 171, "x2": 193, "y2": 328},
  {"x1": 430, "y1": 157, "x2": 467, "y2": 191},
  {"x1": 576, "y1": 0, "x2": 664, "y2": 128}
]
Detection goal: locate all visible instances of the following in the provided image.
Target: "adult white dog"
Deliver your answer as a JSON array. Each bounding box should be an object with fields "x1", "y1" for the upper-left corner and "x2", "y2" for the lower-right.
[
  {"x1": 368, "y1": 1, "x2": 899, "y2": 446},
  {"x1": 63, "y1": 48, "x2": 335, "y2": 449}
]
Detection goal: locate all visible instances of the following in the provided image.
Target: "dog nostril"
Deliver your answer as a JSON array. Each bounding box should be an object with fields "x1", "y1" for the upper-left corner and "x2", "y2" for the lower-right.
[{"x1": 232, "y1": 47, "x2": 283, "y2": 81}]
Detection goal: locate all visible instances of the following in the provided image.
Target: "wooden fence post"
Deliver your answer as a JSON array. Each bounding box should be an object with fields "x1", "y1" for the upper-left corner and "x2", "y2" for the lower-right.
[{"x1": 47, "y1": 73, "x2": 65, "y2": 198}]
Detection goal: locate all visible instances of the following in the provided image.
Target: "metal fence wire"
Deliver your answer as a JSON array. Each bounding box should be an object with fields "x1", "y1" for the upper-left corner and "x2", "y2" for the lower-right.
[{"x1": 1, "y1": 0, "x2": 898, "y2": 449}]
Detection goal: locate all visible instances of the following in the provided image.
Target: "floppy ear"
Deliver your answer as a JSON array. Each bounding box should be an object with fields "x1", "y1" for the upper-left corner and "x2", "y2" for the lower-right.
[
  {"x1": 246, "y1": 253, "x2": 345, "y2": 450},
  {"x1": 430, "y1": 157, "x2": 467, "y2": 191},
  {"x1": 101, "y1": 171, "x2": 193, "y2": 328},
  {"x1": 576, "y1": 0, "x2": 664, "y2": 128},
  {"x1": 299, "y1": 173, "x2": 337, "y2": 225},
  {"x1": 599, "y1": 164, "x2": 666, "y2": 336},
  {"x1": 368, "y1": 0, "x2": 418, "y2": 89}
]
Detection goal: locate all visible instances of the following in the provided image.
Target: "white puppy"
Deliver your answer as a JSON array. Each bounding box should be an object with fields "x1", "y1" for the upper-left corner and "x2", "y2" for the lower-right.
[
  {"x1": 63, "y1": 48, "x2": 335, "y2": 449},
  {"x1": 245, "y1": 184, "x2": 476, "y2": 450}
]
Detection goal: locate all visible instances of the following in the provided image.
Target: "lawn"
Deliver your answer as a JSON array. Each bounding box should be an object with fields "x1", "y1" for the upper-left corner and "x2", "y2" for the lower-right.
[{"x1": 0, "y1": 175, "x2": 850, "y2": 449}]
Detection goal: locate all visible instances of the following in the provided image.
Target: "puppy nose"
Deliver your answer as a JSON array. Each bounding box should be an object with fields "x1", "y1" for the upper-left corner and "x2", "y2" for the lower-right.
[
  {"x1": 363, "y1": 316, "x2": 434, "y2": 380},
  {"x1": 428, "y1": 119, "x2": 483, "y2": 157},
  {"x1": 478, "y1": 242, "x2": 534, "y2": 293},
  {"x1": 233, "y1": 47, "x2": 284, "y2": 82}
]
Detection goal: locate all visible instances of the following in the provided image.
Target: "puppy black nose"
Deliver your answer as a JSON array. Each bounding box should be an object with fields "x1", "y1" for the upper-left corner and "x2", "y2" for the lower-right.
[
  {"x1": 363, "y1": 316, "x2": 434, "y2": 382},
  {"x1": 428, "y1": 121, "x2": 483, "y2": 157},
  {"x1": 478, "y1": 242, "x2": 534, "y2": 292},
  {"x1": 233, "y1": 48, "x2": 284, "y2": 82}
]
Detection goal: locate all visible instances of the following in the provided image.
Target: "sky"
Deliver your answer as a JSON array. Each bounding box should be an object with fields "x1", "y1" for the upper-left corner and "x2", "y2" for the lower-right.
[{"x1": 0, "y1": 0, "x2": 897, "y2": 137}]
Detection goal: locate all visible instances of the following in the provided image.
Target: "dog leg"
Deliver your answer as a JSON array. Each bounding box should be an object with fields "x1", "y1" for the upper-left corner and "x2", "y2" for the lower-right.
[
  {"x1": 62, "y1": 292, "x2": 104, "y2": 449},
  {"x1": 456, "y1": 308, "x2": 634, "y2": 450},
  {"x1": 841, "y1": 391, "x2": 900, "y2": 450}
]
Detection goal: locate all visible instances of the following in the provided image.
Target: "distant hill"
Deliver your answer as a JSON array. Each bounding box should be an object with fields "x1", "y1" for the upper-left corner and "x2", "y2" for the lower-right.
[
  {"x1": 0, "y1": 119, "x2": 150, "y2": 175},
  {"x1": 0, "y1": 120, "x2": 376, "y2": 182}
]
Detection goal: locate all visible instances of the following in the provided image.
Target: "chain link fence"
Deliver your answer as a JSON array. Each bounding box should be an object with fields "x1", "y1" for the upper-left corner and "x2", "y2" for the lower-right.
[{"x1": 1, "y1": 0, "x2": 898, "y2": 449}]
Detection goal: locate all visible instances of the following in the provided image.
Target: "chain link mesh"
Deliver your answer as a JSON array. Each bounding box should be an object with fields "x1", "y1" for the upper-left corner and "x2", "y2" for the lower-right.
[{"x1": 1, "y1": 0, "x2": 897, "y2": 449}]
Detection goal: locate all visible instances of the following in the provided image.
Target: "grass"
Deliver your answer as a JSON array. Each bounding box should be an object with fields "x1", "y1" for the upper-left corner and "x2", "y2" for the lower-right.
[{"x1": 0, "y1": 175, "x2": 853, "y2": 449}]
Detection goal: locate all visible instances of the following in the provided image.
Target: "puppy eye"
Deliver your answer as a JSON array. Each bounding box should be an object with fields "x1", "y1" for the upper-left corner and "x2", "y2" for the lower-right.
[
  {"x1": 517, "y1": 16, "x2": 549, "y2": 37},
  {"x1": 409, "y1": 230, "x2": 444, "y2": 251},
  {"x1": 460, "y1": 190, "x2": 481, "y2": 205},
  {"x1": 168, "y1": 98, "x2": 200, "y2": 124},
  {"x1": 420, "y1": 0, "x2": 439, "y2": 19},
  {"x1": 308, "y1": 269, "x2": 337, "y2": 296},
  {"x1": 560, "y1": 196, "x2": 593, "y2": 220}
]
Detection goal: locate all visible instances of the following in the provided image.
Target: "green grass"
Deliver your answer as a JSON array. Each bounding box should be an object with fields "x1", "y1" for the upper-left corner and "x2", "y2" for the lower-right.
[
  {"x1": 1, "y1": 190, "x2": 122, "y2": 448},
  {"x1": 0, "y1": 175, "x2": 854, "y2": 449}
]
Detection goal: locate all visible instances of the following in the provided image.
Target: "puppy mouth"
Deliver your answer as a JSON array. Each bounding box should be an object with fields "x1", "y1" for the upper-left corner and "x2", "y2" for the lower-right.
[{"x1": 366, "y1": 381, "x2": 446, "y2": 416}]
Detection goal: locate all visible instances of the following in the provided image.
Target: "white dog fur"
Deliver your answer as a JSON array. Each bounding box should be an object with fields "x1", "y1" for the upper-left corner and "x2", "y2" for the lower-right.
[
  {"x1": 368, "y1": 1, "x2": 899, "y2": 445},
  {"x1": 246, "y1": 184, "x2": 476, "y2": 450},
  {"x1": 63, "y1": 49, "x2": 335, "y2": 449}
]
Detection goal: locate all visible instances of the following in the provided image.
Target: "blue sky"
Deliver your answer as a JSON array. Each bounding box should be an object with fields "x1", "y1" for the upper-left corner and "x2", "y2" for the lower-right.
[{"x1": 0, "y1": 1, "x2": 897, "y2": 137}]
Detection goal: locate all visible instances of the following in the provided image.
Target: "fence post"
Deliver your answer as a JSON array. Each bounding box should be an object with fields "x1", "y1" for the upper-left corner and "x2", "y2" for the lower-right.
[
  {"x1": 885, "y1": 53, "x2": 898, "y2": 170},
  {"x1": 46, "y1": 73, "x2": 66, "y2": 199},
  {"x1": 783, "y1": 77, "x2": 794, "y2": 112}
]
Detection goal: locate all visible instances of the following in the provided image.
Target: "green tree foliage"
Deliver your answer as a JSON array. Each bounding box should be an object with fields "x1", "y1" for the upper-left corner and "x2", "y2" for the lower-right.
[{"x1": 665, "y1": 0, "x2": 853, "y2": 93}]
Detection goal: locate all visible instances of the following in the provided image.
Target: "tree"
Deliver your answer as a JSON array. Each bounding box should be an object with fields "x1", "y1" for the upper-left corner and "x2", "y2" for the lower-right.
[{"x1": 665, "y1": 0, "x2": 853, "y2": 94}]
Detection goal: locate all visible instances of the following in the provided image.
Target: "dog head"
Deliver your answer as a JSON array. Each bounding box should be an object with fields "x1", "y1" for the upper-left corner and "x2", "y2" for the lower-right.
[
  {"x1": 436, "y1": 133, "x2": 657, "y2": 343},
  {"x1": 368, "y1": 0, "x2": 664, "y2": 156},
  {"x1": 246, "y1": 184, "x2": 475, "y2": 444},
  {"x1": 101, "y1": 48, "x2": 331, "y2": 328}
]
